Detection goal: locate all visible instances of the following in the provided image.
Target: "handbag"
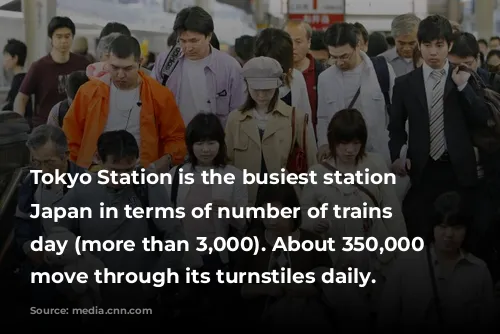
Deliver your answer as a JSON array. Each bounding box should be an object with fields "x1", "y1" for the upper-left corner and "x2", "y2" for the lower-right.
[{"x1": 286, "y1": 107, "x2": 309, "y2": 174}]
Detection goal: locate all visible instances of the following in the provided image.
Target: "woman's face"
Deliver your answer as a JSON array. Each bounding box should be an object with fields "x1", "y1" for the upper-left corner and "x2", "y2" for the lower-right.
[
  {"x1": 2, "y1": 52, "x2": 17, "y2": 70},
  {"x1": 433, "y1": 223, "x2": 466, "y2": 253},
  {"x1": 262, "y1": 202, "x2": 294, "y2": 233},
  {"x1": 248, "y1": 87, "x2": 276, "y2": 108},
  {"x1": 335, "y1": 140, "x2": 362, "y2": 164},
  {"x1": 487, "y1": 54, "x2": 500, "y2": 72},
  {"x1": 192, "y1": 140, "x2": 220, "y2": 166}
]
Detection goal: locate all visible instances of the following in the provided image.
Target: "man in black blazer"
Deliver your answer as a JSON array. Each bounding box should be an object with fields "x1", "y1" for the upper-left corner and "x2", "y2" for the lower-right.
[{"x1": 388, "y1": 15, "x2": 492, "y2": 238}]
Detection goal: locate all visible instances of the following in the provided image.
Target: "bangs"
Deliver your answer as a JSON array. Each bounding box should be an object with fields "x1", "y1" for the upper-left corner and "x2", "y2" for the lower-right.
[
  {"x1": 185, "y1": 113, "x2": 225, "y2": 146},
  {"x1": 331, "y1": 122, "x2": 366, "y2": 143}
]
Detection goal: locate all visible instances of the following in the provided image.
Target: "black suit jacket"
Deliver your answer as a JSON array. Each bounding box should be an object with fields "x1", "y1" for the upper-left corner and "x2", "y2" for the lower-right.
[{"x1": 388, "y1": 66, "x2": 491, "y2": 187}]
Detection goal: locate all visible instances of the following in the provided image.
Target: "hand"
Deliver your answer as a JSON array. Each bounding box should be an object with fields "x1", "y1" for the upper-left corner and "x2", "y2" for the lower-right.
[
  {"x1": 452, "y1": 64, "x2": 471, "y2": 87},
  {"x1": 313, "y1": 219, "x2": 330, "y2": 234},
  {"x1": 27, "y1": 251, "x2": 45, "y2": 267},
  {"x1": 154, "y1": 154, "x2": 172, "y2": 173},
  {"x1": 317, "y1": 144, "x2": 330, "y2": 162},
  {"x1": 391, "y1": 158, "x2": 411, "y2": 176}
]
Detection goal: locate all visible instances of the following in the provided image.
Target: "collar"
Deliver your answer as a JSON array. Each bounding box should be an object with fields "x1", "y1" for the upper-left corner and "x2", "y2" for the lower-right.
[
  {"x1": 237, "y1": 99, "x2": 290, "y2": 120},
  {"x1": 422, "y1": 60, "x2": 450, "y2": 81},
  {"x1": 429, "y1": 244, "x2": 481, "y2": 266},
  {"x1": 180, "y1": 45, "x2": 217, "y2": 72},
  {"x1": 384, "y1": 47, "x2": 400, "y2": 62},
  {"x1": 303, "y1": 53, "x2": 316, "y2": 74}
]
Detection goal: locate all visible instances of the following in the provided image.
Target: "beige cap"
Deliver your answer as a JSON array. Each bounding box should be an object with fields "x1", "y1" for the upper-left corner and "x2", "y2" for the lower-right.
[{"x1": 242, "y1": 56, "x2": 283, "y2": 90}]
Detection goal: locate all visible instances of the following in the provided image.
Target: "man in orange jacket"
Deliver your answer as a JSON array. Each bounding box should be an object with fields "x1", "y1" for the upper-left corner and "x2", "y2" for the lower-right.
[{"x1": 63, "y1": 34, "x2": 186, "y2": 171}]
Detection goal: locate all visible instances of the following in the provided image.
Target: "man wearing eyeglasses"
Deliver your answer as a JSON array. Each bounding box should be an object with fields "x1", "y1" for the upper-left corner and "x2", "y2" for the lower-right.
[
  {"x1": 448, "y1": 32, "x2": 500, "y2": 93},
  {"x1": 316, "y1": 23, "x2": 396, "y2": 165}
]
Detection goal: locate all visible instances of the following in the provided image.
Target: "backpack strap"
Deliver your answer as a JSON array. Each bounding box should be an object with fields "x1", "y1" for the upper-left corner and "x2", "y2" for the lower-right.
[
  {"x1": 171, "y1": 163, "x2": 184, "y2": 208},
  {"x1": 371, "y1": 56, "x2": 391, "y2": 111}
]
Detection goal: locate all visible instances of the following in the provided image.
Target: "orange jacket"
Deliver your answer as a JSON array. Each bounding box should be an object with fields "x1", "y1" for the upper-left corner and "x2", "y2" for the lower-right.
[{"x1": 63, "y1": 71, "x2": 186, "y2": 168}]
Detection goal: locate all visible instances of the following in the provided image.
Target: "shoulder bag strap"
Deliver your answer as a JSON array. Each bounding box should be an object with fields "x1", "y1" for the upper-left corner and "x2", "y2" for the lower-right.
[
  {"x1": 171, "y1": 163, "x2": 184, "y2": 208},
  {"x1": 289, "y1": 107, "x2": 297, "y2": 154},
  {"x1": 348, "y1": 87, "x2": 361, "y2": 109},
  {"x1": 160, "y1": 43, "x2": 182, "y2": 86},
  {"x1": 426, "y1": 246, "x2": 444, "y2": 325},
  {"x1": 320, "y1": 161, "x2": 380, "y2": 207},
  {"x1": 302, "y1": 113, "x2": 309, "y2": 150}
]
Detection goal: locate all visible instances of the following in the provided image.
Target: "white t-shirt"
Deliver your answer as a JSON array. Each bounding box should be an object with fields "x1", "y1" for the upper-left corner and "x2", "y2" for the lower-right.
[
  {"x1": 342, "y1": 61, "x2": 364, "y2": 109},
  {"x1": 179, "y1": 57, "x2": 211, "y2": 125},
  {"x1": 104, "y1": 83, "x2": 142, "y2": 146}
]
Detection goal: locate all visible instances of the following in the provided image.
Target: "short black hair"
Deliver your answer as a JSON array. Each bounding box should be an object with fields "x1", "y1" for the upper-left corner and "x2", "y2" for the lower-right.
[
  {"x1": 353, "y1": 22, "x2": 368, "y2": 44},
  {"x1": 417, "y1": 15, "x2": 453, "y2": 45},
  {"x1": 47, "y1": 16, "x2": 75, "y2": 38},
  {"x1": 3, "y1": 39, "x2": 27, "y2": 67},
  {"x1": 173, "y1": 6, "x2": 214, "y2": 36},
  {"x1": 324, "y1": 23, "x2": 358, "y2": 48},
  {"x1": 310, "y1": 30, "x2": 328, "y2": 51},
  {"x1": 427, "y1": 191, "x2": 473, "y2": 248},
  {"x1": 449, "y1": 32, "x2": 479, "y2": 58},
  {"x1": 185, "y1": 113, "x2": 227, "y2": 168},
  {"x1": 490, "y1": 36, "x2": 500, "y2": 42},
  {"x1": 97, "y1": 130, "x2": 139, "y2": 164},
  {"x1": 386, "y1": 36, "x2": 395, "y2": 47},
  {"x1": 234, "y1": 35, "x2": 255, "y2": 62},
  {"x1": 478, "y1": 38, "x2": 488, "y2": 46},
  {"x1": 65, "y1": 71, "x2": 88, "y2": 100},
  {"x1": 99, "y1": 22, "x2": 131, "y2": 40},
  {"x1": 255, "y1": 28, "x2": 294, "y2": 86},
  {"x1": 109, "y1": 35, "x2": 141, "y2": 61},
  {"x1": 487, "y1": 49, "x2": 500, "y2": 61},
  {"x1": 367, "y1": 32, "x2": 389, "y2": 57},
  {"x1": 210, "y1": 32, "x2": 220, "y2": 50},
  {"x1": 327, "y1": 108, "x2": 368, "y2": 163}
]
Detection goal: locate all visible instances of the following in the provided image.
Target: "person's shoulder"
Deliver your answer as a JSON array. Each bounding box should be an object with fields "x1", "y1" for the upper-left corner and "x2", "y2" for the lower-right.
[
  {"x1": 395, "y1": 70, "x2": 414, "y2": 86},
  {"x1": 143, "y1": 73, "x2": 175, "y2": 98},
  {"x1": 213, "y1": 49, "x2": 242, "y2": 71},
  {"x1": 318, "y1": 64, "x2": 335, "y2": 82},
  {"x1": 70, "y1": 53, "x2": 91, "y2": 66}
]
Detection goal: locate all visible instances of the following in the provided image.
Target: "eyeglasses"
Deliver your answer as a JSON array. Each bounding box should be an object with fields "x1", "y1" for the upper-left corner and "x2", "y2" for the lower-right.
[{"x1": 329, "y1": 49, "x2": 355, "y2": 62}]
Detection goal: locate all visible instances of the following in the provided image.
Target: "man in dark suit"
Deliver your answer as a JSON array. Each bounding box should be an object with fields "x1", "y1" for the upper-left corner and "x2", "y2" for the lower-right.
[
  {"x1": 448, "y1": 31, "x2": 500, "y2": 93},
  {"x1": 388, "y1": 15, "x2": 492, "y2": 238}
]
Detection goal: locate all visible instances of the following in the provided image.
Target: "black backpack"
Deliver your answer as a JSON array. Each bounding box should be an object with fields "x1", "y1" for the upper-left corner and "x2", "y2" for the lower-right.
[
  {"x1": 57, "y1": 99, "x2": 71, "y2": 127},
  {"x1": 370, "y1": 56, "x2": 391, "y2": 114}
]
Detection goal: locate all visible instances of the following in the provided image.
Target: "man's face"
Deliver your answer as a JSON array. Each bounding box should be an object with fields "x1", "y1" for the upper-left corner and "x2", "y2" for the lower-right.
[
  {"x1": 179, "y1": 30, "x2": 211, "y2": 60},
  {"x1": 51, "y1": 27, "x2": 73, "y2": 53},
  {"x1": 490, "y1": 38, "x2": 500, "y2": 50},
  {"x1": 284, "y1": 24, "x2": 310, "y2": 64},
  {"x1": 310, "y1": 49, "x2": 329, "y2": 65},
  {"x1": 328, "y1": 44, "x2": 359, "y2": 71},
  {"x1": 100, "y1": 156, "x2": 138, "y2": 189},
  {"x1": 448, "y1": 54, "x2": 477, "y2": 71},
  {"x1": 395, "y1": 33, "x2": 418, "y2": 59},
  {"x1": 419, "y1": 39, "x2": 451, "y2": 69},
  {"x1": 30, "y1": 142, "x2": 68, "y2": 176},
  {"x1": 108, "y1": 53, "x2": 140, "y2": 90},
  {"x1": 479, "y1": 42, "x2": 488, "y2": 55}
]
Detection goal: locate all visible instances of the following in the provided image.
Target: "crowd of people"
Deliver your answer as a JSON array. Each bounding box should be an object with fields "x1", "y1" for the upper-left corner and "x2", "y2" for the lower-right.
[{"x1": 2, "y1": 5, "x2": 500, "y2": 331}]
